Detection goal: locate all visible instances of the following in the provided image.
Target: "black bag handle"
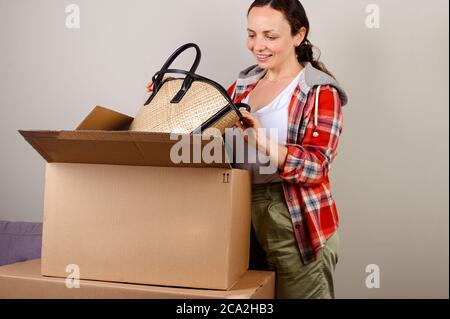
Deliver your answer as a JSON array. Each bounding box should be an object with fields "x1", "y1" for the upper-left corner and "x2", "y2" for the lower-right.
[
  {"x1": 145, "y1": 43, "x2": 201, "y2": 105},
  {"x1": 150, "y1": 68, "x2": 251, "y2": 117}
]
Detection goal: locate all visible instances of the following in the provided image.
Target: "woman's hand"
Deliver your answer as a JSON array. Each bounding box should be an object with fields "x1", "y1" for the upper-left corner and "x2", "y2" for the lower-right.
[
  {"x1": 234, "y1": 108, "x2": 288, "y2": 170},
  {"x1": 146, "y1": 81, "x2": 154, "y2": 92},
  {"x1": 234, "y1": 108, "x2": 262, "y2": 146}
]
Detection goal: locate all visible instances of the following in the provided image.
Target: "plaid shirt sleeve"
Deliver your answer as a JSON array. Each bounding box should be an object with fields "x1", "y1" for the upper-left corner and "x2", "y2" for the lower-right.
[{"x1": 280, "y1": 85, "x2": 343, "y2": 186}]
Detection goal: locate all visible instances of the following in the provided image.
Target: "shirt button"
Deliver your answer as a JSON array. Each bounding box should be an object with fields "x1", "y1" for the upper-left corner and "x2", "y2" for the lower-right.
[
  {"x1": 288, "y1": 197, "x2": 293, "y2": 202},
  {"x1": 295, "y1": 224, "x2": 301, "y2": 229}
]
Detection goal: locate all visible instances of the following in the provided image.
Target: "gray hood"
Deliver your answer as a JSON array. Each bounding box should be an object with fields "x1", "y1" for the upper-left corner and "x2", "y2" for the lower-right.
[{"x1": 236, "y1": 62, "x2": 348, "y2": 106}]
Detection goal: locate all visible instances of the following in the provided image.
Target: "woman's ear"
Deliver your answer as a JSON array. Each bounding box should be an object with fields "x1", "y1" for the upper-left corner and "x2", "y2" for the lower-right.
[{"x1": 294, "y1": 27, "x2": 307, "y2": 46}]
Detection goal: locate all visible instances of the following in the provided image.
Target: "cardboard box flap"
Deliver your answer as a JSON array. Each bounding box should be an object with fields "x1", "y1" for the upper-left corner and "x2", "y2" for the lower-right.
[
  {"x1": 76, "y1": 106, "x2": 133, "y2": 131},
  {"x1": 18, "y1": 130, "x2": 232, "y2": 168}
]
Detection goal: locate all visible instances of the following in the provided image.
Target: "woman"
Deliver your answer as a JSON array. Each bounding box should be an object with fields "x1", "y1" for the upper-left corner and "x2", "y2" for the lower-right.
[
  {"x1": 227, "y1": 0, "x2": 348, "y2": 299},
  {"x1": 147, "y1": 0, "x2": 348, "y2": 299}
]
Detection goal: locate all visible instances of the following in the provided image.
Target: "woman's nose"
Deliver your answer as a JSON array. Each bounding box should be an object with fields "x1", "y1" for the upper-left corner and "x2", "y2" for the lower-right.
[{"x1": 252, "y1": 36, "x2": 266, "y2": 51}]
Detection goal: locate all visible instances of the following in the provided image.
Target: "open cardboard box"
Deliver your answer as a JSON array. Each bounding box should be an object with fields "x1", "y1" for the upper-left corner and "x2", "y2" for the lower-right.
[
  {"x1": 19, "y1": 106, "x2": 252, "y2": 290},
  {"x1": 20, "y1": 106, "x2": 234, "y2": 168}
]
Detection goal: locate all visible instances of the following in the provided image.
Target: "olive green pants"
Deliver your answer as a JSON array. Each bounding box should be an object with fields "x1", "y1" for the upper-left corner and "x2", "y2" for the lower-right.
[{"x1": 249, "y1": 182, "x2": 340, "y2": 299}]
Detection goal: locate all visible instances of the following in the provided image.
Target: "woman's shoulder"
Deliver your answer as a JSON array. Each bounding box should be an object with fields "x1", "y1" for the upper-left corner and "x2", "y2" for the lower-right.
[
  {"x1": 227, "y1": 65, "x2": 265, "y2": 97},
  {"x1": 237, "y1": 64, "x2": 264, "y2": 79}
]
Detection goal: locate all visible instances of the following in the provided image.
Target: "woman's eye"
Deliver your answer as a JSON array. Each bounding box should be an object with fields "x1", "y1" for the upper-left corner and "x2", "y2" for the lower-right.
[{"x1": 247, "y1": 34, "x2": 276, "y2": 40}]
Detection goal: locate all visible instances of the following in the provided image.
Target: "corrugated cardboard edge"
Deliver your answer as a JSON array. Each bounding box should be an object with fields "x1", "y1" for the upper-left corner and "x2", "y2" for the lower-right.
[
  {"x1": 41, "y1": 163, "x2": 50, "y2": 276},
  {"x1": 249, "y1": 272, "x2": 276, "y2": 299},
  {"x1": 224, "y1": 169, "x2": 252, "y2": 290},
  {"x1": 18, "y1": 130, "x2": 56, "y2": 163},
  {"x1": 0, "y1": 260, "x2": 275, "y2": 299}
]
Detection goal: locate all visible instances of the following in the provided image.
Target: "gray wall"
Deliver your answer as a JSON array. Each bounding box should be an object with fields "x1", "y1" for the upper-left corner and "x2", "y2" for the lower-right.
[{"x1": 0, "y1": 0, "x2": 448, "y2": 298}]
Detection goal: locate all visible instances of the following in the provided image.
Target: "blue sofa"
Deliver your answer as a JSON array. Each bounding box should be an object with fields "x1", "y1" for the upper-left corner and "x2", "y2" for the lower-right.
[{"x1": 0, "y1": 221, "x2": 42, "y2": 266}]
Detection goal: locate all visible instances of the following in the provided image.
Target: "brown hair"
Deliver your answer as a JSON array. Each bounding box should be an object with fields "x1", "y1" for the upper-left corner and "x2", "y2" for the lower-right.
[{"x1": 248, "y1": 0, "x2": 336, "y2": 79}]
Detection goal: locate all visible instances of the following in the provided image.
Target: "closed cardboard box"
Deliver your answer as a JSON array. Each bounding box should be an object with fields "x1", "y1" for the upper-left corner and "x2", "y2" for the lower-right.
[
  {"x1": 0, "y1": 260, "x2": 275, "y2": 299},
  {"x1": 19, "y1": 106, "x2": 252, "y2": 290}
]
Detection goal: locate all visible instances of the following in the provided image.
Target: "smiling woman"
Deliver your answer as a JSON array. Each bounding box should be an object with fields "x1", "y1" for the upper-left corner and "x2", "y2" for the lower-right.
[
  {"x1": 246, "y1": 7, "x2": 304, "y2": 78},
  {"x1": 227, "y1": 0, "x2": 348, "y2": 299}
]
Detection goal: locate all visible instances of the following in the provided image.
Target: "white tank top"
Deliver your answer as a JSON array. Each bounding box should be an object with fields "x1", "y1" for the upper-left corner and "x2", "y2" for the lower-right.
[{"x1": 232, "y1": 69, "x2": 304, "y2": 184}]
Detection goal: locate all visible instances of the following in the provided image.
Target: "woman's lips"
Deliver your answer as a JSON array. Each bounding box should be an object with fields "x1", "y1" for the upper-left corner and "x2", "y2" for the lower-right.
[{"x1": 256, "y1": 54, "x2": 272, "y2": 62}]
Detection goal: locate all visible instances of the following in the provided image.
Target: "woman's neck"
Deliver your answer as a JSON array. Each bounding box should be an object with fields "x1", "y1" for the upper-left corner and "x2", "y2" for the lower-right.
[{"x1": 264, "y1": 58, "x2": 303, "y2": 82}]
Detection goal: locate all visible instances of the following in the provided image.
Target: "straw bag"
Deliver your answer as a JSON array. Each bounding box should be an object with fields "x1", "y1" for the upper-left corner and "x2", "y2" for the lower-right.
[{"x1": 129, "y1": 43, "x2": 250, "y2": 136}]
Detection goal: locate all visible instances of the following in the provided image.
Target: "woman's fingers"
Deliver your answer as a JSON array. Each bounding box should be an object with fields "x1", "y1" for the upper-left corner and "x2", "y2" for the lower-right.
[
  {"x1": 146, "y1": 81, "x2": 154, "y2": 92},
  {"x1": 238, "y1": 109, "x2": 256, "y2": 129},
  {"x1": 234, "y1": 120, "x2": 245, "y2": 131}
]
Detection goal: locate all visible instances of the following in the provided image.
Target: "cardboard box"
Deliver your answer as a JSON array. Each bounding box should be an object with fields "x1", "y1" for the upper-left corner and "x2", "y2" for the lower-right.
[
  {"x1": 19, "y1": 106, "x2": 252, "y2": 290},
  {"x1": 0, "y1": 260, "x2": 275, "y2": 299}
]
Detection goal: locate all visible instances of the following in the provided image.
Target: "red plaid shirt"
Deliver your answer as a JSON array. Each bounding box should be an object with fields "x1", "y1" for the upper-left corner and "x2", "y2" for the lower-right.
[{"x1": 228, "y1": 72, "x2": 344, "y2": 264}]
